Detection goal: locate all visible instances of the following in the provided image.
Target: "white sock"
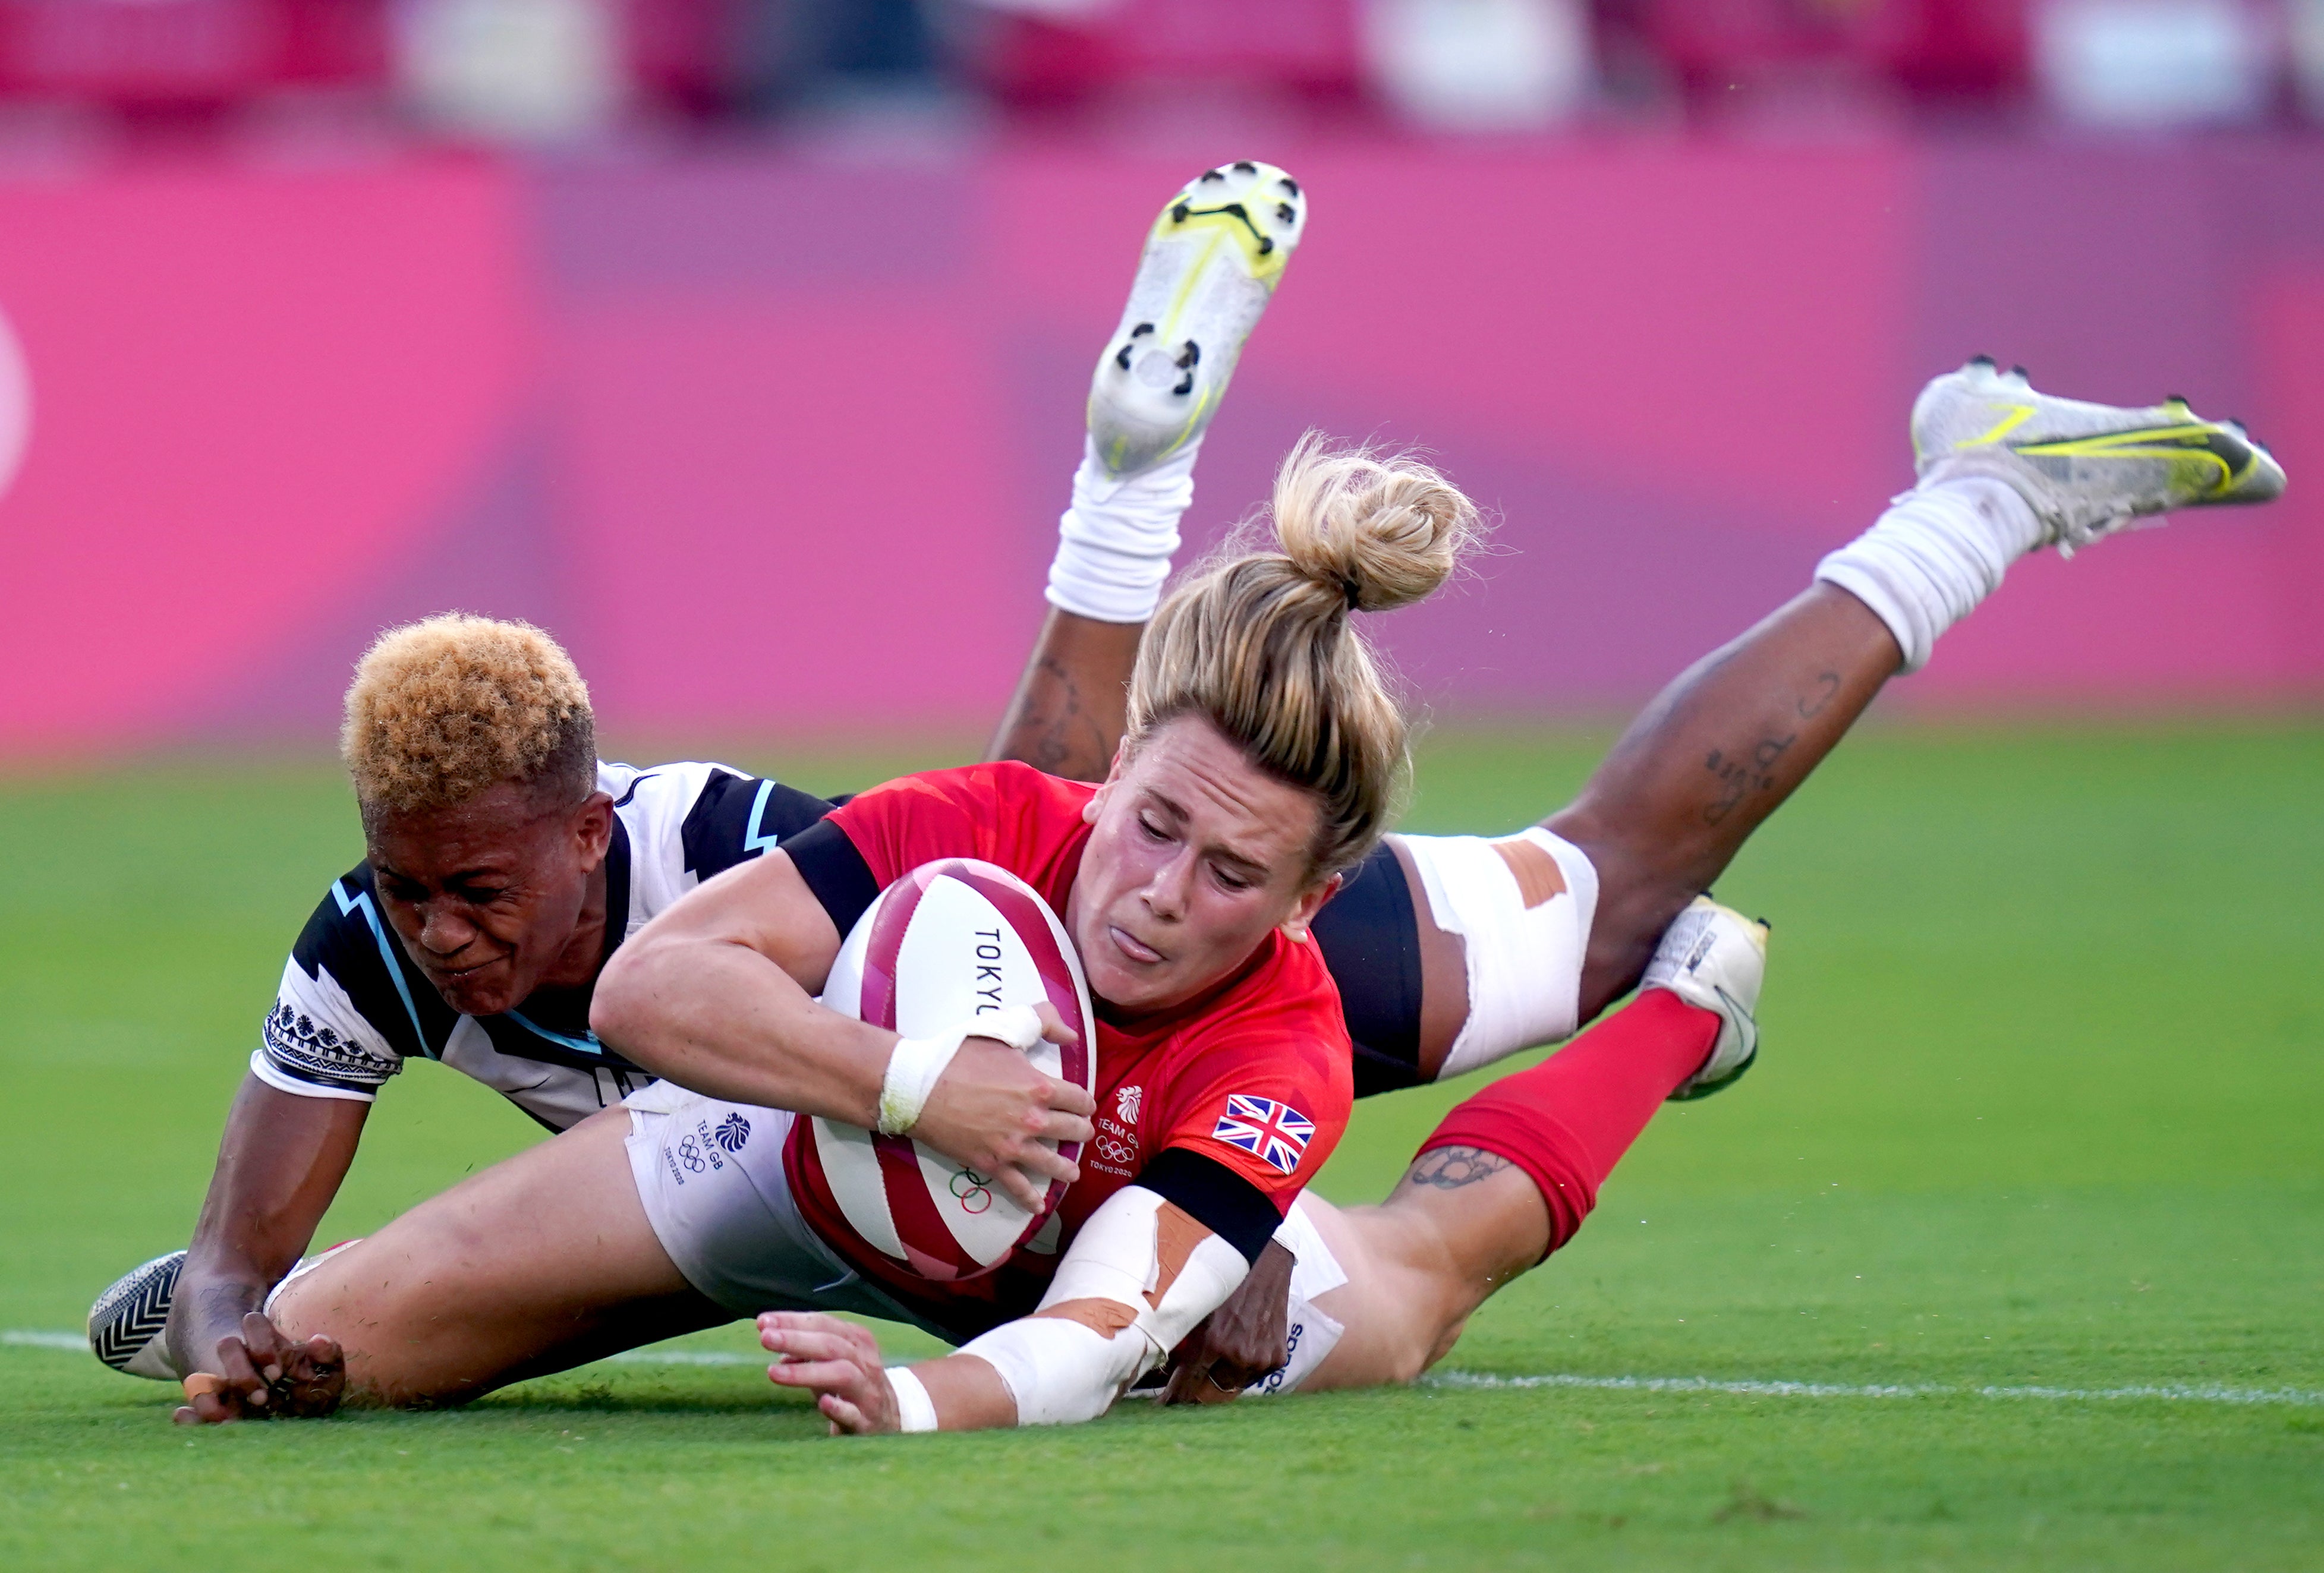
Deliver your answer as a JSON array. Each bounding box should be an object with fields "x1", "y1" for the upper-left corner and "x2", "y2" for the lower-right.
[
  {"x1": 1044, "y1": 437, "x2": 1199, "y2": 625},
  {"x1": 1814, "y1": 477, "x2": 2043, "y2": 673}
]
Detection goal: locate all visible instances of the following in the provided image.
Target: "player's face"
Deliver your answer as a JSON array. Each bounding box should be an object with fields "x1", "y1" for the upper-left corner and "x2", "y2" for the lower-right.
[
  {"x1": 364, "y1": 782, "x2": 615, "y2": 1017},
  {"x1": 1070, "y1": 714, "x2": 1339, "y2": 1016}
]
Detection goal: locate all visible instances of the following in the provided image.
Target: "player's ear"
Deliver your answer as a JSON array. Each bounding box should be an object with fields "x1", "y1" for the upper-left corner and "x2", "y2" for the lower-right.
[
  {"x1": 1279, "y1": 870, "x2": 1342, "y2": 942},
  {"x1": 1084, "y1": 736, "x2": 1136, "y2": 824},
  {"x1": 571, "y1": 791, "x2": 616, "y2": 871}
]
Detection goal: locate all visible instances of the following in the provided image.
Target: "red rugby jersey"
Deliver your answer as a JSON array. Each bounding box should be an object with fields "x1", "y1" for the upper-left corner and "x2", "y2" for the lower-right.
[{"x1": 780, "y1": 761, "x2": 1353, "y2": 1335}]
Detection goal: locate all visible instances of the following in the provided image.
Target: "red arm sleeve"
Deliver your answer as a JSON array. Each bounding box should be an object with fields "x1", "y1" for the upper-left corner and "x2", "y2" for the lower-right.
[{"x1": 823, "y1": 767, "x2": 1006, "y2": 888}]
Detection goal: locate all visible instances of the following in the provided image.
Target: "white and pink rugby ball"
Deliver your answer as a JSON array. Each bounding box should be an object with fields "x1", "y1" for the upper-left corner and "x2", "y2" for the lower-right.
[{"x1": 807, "y1": 859, "x2": 1095, "y2": 1282}]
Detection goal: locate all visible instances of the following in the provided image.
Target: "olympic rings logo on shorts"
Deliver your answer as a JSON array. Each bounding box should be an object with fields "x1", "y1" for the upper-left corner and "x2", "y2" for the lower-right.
[
  {"x1": 949, "y1": 1168, "x2": 993, "y2": 1214},
  {"x1": 678, "y1": 1136, "x2": 706, "y2": 1173}
]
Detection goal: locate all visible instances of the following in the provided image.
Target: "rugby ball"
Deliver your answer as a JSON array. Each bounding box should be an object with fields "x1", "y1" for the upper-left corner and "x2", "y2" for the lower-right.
[{"x1": 808, "y1": 859, "x2": 1095, "y2": 1281}]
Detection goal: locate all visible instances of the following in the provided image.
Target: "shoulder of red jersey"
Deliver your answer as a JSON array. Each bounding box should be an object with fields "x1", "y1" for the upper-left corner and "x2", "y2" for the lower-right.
[
  {"x1": 783, "y1": 762, "x2": 1097, "y2": 953},
  {"x1": 1142, "y1": 930, "x2": 1353, "y2": 1203}
]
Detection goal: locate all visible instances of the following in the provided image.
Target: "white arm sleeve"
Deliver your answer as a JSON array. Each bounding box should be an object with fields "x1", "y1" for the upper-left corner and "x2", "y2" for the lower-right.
[{"x1": 956, "y1": 1183, "x2": 1251, "y2": 1427}]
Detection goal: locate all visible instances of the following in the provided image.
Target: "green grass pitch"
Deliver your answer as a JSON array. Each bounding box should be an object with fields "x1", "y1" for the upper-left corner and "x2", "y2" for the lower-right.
[{"x1": 4, "y1": 722, "x2": 2320, "y2": 1570}]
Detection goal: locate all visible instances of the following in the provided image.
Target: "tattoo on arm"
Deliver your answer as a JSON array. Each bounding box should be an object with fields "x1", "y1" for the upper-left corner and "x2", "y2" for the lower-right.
[{"x1": 1405, "y1": 1146, "x2": 1514, "y2": 1191}]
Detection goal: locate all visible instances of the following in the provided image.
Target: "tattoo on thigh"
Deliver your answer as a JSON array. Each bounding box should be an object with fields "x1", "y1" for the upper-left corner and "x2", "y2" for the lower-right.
[{"x1": 1406, "y1": 1146, "x2": 1514, "y2": 1190}]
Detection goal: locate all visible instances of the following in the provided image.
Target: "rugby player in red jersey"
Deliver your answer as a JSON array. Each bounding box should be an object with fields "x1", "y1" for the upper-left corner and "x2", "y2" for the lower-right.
[
  {"x1": 245, "y1": 436, "x2": 1473, "y2": 1430},
  {"x1": 106, "y1": 150, "x2": 2287, "y2": 1422}
]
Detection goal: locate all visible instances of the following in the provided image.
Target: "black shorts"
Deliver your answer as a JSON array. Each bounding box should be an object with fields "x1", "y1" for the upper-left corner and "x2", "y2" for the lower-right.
[{"x1": 1310, "y1": 840, "x2": 1428, "y2": 1099}]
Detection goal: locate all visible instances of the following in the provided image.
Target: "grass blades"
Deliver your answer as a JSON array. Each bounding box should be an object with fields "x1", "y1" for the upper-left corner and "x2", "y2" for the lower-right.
[{"x1": 3, "y1": 723, "x2": 2320, "y2": 1569}]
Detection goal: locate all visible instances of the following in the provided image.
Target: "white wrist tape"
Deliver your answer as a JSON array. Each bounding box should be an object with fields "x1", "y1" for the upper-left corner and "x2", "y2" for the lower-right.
[
  {"x1": 877, "y1": 1034, "x2": 962, "y2": 1135},
  {"x1": 960, "y1": 1183, "x2": 1251, "y2": 1427},
  {"x1": 876, "y1": 1004, "x2": 1048, "y2": 1136},
  {"x1": 885, "y1": 1367, "x2": 939, "y2": 1433},
  {"x1": 1045, "y1": 436, "x2": 1200, "y2": 624}
]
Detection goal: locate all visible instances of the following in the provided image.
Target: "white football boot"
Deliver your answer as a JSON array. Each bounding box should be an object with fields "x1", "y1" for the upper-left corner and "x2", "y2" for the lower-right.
[
  {"x1": 1088, "y1": 160, "x2": 1307, "y2": 478},
  {"x1": 1912, "y1": 356, "x2": 2287, "y2": 556},
  {"x1": 1643, "y1": 897, "x2": 1770, "y2": 1102},
  {"x1": 88, "y1": 1249, "x2": 183, "y2": 1379}
]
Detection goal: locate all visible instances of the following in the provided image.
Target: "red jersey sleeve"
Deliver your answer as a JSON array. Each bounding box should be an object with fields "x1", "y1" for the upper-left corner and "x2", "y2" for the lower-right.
[
  {"x1": 821, "y1": 767, "x2": 1000, "y2": 888},
  {"x1": 1149, "y1": 939, "x2": 1353, "y2": 1207},
  {"x1": 821, "y1": 762, "x2": 1097, "y2": 915}
]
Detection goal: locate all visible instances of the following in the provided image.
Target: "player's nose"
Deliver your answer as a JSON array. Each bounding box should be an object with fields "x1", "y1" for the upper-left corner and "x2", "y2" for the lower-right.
[
  {"x1": 1139, "y1": 852, "x2": 1193, "y2": 921},
  {"x1": 418, "y1": 906, "x2": 476, "y2": 954}
]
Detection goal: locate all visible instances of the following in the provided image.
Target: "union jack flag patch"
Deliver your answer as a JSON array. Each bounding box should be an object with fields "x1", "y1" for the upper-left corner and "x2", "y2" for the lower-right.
[{"x1": 1211, "y1": 1095, "x2": 1314, "y2": 1175}]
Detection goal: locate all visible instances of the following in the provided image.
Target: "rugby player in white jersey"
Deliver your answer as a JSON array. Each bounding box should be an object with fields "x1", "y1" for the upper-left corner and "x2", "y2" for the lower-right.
[{"x1": 93, "y1": 156, "x2": 2288, "y2": 1420}]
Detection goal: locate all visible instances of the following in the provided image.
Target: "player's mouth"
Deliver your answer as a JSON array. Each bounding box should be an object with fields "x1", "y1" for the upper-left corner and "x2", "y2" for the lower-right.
[
  {"x1": 426, "y1": 954, "x2": 510, "y2": 992},
  {"x1": 1107, "y1": 924, "x2": 1166, "y2": 966}
]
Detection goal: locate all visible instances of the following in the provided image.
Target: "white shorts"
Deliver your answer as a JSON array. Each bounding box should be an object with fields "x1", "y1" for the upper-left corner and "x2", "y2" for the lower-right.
[
  {"x1": 261, "y1": 1237, "x2": 364, "y2": 1317},
  {"x1": 632, "y1": 1082, "x2": 1355, "y2": 1397},
  {"x1": 1396, "y1": 826, "x2": 1599, "y2": 1080},
  {"x1": 621, "y1": 1082, "x2": 950, "y2": 1339},
  {"x1": 1240, "y1": 1194, "x2": 1350, "y2": 1397}
]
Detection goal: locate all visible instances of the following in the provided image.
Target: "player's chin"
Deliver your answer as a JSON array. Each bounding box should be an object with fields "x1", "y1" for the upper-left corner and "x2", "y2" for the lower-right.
[
  {"x1": 429, "y1": 961, "x2": 518, "y2": 1016},
  {"x1": 1083, "y1": 959, "x2": 1188, "y2": 1017}
]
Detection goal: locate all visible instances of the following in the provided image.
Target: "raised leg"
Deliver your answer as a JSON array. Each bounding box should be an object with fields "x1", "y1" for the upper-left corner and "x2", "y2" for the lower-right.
[
  {"x1": 990, "y1": 163, "x2": 1307, "y2": 783},
  {"x1": 1547, "y1": 584, "x2": 1897, "y2": 1019},
  {"x1": 987, "y1": 609, "x2": 1142, "y2": 782}
]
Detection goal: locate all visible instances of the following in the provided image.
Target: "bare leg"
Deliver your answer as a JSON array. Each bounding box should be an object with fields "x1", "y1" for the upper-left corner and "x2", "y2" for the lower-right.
[
  {"x1": 1300, "y1": 992, "x2": 1721, "y2": 1391},
  {"x1": 994, "y1": 588, "x2": 1897, "y2": 1077},
  {"x1": 985, "y1": 608, "x2": 1143, "y2": 782},
  {"x1": 1547, "y1": 585, "x2": 1898, "y2": 1017},
  {"x1": 267, "y1": 1107, "x2": 728, "y2": 1407},
  {"x1": 1295, "y1": 1161, "x2": 1551, "y2": 1391}
]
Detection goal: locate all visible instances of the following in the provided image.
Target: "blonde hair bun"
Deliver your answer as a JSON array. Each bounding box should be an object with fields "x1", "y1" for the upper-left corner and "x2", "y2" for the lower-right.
[
  {"x1": 1270, "y1": 433, "x2": 1478, "y2": 615},
  {"x1": 1128, "y1": 433, "x2": 1481, "y2": 877}
]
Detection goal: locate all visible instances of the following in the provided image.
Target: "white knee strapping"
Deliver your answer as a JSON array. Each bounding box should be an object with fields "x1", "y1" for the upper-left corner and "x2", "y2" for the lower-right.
[{"x1": 1399, "y1": 827, "x2": 1599, "y2": 1080}]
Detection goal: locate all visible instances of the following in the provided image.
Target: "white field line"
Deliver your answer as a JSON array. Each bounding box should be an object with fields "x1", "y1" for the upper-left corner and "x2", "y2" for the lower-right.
[
  {"x1": 607, "y1": 1349, "x2": 759, "y2": 1366},
  {"x1": 17, "y1": 1331, "x2": 2317, "y2": 1408},
  {"x1": 1423, "y1": 1370, "x2": 2324, "y2": 1408}
]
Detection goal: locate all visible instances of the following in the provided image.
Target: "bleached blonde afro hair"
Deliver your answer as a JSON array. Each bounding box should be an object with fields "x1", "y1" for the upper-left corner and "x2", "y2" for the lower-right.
[{"x1": 342, "y1": 614, "x2": 596, "y2": 818}]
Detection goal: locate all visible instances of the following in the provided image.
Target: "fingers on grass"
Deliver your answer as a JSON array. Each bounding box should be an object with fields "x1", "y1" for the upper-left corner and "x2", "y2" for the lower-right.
[{"x1": 767, "y1": 1359, "x2": 869, "y2": 1391}]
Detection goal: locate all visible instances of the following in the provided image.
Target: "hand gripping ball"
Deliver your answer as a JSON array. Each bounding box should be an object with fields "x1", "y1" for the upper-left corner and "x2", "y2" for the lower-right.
[{"x1": 808, "y1": 859, "x2": 1095, "y2": 1281}]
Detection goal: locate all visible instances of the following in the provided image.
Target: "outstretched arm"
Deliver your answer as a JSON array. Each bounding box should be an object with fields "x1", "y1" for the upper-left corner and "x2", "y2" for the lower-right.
[
  {"x1": 764, "y1": 1181, "x2": 1253, "y2": 1433},
  {"x1": 591, "y1": 850, "x2": 1092, "y2": 1211},
  {"x1": 166, "y1": 1075, "x2": 361, "y2": 1422}
]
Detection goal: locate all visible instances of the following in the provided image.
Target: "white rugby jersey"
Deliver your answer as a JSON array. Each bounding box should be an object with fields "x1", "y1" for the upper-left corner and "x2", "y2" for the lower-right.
[{"x1": 252, "y1": 762, "x2": 838, "y2": 1131}]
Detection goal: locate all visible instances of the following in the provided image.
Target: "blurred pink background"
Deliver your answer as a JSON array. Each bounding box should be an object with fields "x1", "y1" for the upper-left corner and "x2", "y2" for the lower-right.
[{"x1": 2, "y1": 2, "x2": 2322, "y2": 755}]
